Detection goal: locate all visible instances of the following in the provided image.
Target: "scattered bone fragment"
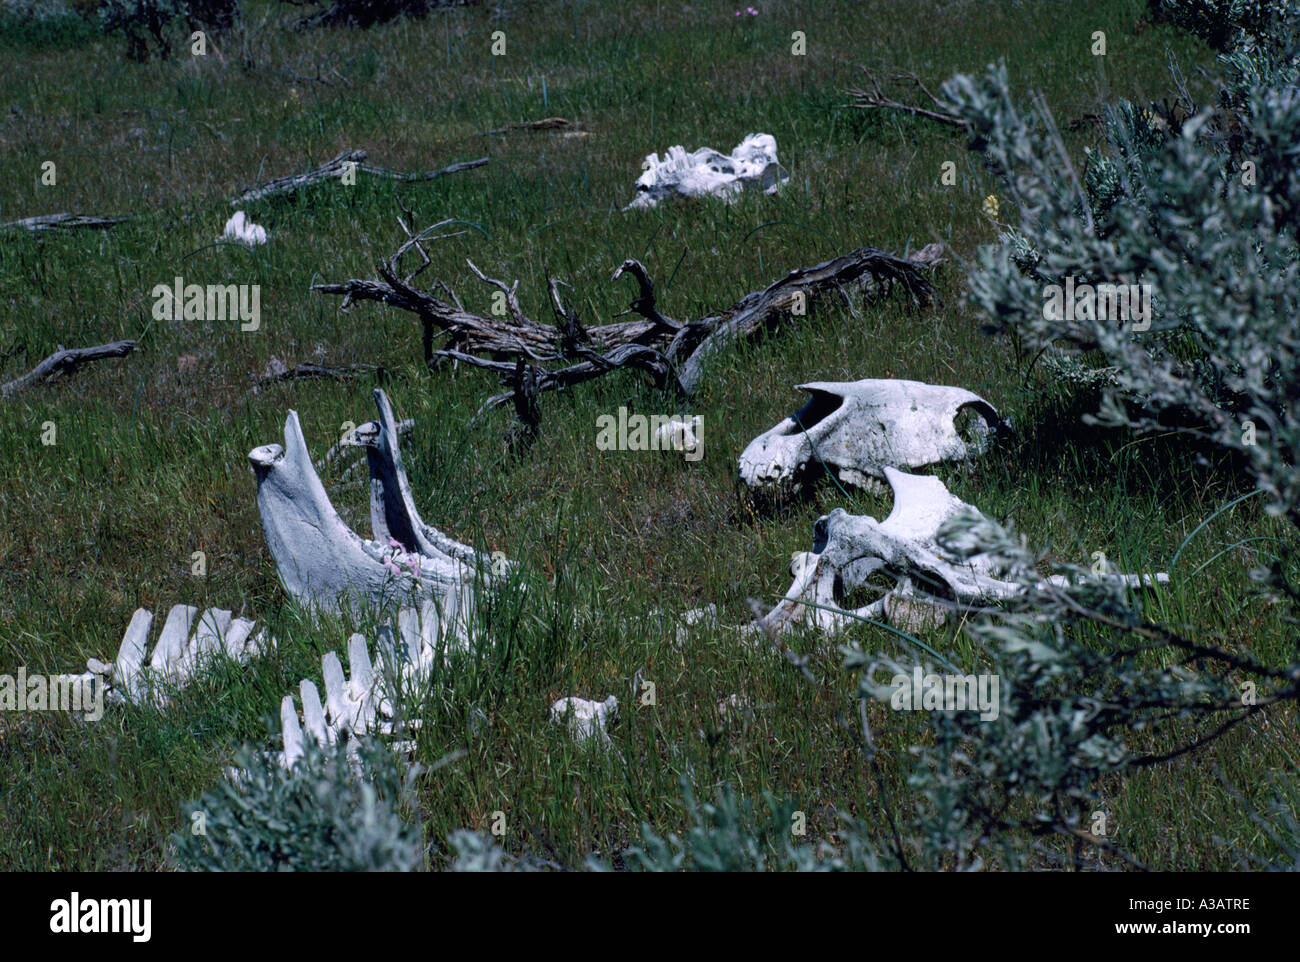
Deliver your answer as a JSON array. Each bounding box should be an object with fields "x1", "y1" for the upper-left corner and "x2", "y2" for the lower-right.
[
  {"x1": 550, "y1": 696, "x2": 618, "y2": 746},
  {"x1": 221, "y1": 210, "x2": 268, "y2": 246},
  {"x1": 674, "y1": 604, "x2": 718, "y2": 648},
  {"x1": 653, "y1": 416, "x2": 703, "y2": 456}
]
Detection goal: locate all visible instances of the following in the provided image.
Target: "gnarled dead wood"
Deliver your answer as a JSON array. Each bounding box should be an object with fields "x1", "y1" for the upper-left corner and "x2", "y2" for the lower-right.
[
  {"x1": 231, "y1": 149, "x2": 489, "y2": 206},
  {"x1": 1, "y1": 213, "x2": 128, "y2": 232},
  {"x1": 1, "y1": 340, "x2": 137, "y2": 398},
  {"x1": 672, "y1": 242, "x2": 945, "y2": 394},
  {"x1": 482, "y1": 117, "x2": 580, "y2": 135},
  {"x1": 313, "y1": 212, "x2": 940, "y2": 427},
  {"x1": 846, "y1": 70, "x2": 968, "y2": 129}
]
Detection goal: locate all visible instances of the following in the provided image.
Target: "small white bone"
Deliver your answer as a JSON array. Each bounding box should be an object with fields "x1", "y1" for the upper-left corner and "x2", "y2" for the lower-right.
[{"x1": 550, "y1": 696, "x2": 618, "y2": 745}]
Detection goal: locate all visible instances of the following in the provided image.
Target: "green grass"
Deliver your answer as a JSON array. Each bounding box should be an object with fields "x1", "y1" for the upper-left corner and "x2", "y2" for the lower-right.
[{"x1": 0, "y1": 0, "x2": 1293, "y2": 870}]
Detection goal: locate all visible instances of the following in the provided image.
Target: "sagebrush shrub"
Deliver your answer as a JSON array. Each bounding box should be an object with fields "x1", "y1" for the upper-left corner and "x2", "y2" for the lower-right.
[{"x1": 171, "y1": 739, "x2": 423, "y2": 872}]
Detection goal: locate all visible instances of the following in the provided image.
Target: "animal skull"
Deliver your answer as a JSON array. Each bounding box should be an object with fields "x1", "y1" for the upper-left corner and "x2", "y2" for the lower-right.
[
  {"x1": 755, "y1": 467, "x2": 1167, "y2": 636},
  {"x1": 739, "y1": 379, "x2": 1000, "y2": 495},
  {"x1": 626, "y1": 133, "x2": 790, "y2": 210},
  {"x1": 249, "y1": 389, "x2": 502, "y2": 616}
]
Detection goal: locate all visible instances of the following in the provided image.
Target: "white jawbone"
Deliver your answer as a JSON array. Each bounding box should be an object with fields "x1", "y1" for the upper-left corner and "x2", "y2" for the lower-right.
[
  {"x1": 250, "y1": 389, "x2": 499, "y2": 617},
  {"x1": 754, "y1": 467, "x2": 1168, "y2": 637}
]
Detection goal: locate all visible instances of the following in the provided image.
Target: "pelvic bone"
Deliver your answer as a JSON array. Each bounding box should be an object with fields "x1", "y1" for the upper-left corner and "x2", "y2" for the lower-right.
[
  {"x1": 739, "y1": 379, "x2": 1000, "y2": 494},
  {"x1": 626, "y1": 133, "x2": 790, "y2": 210}
]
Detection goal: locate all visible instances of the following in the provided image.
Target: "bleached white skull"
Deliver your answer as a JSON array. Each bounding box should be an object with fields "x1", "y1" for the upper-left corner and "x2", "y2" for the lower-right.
[
  {"x1": 739, "y1": 379, "x2": 1000, "y2": 495},
  {"x1": 626, "y1": 133, "x2": 790, "y2": 210},
  {"x1": 249, "y1": 389, "x2": 502, "y2": 617},
  {"x1": 754, "y1": 467, "x2": 1166, "y2": 637}
]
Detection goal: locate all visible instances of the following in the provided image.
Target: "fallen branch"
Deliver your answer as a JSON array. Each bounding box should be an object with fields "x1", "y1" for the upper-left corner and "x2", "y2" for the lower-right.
[
  {"x1": 254, "y1": 360, "x2": 383, "y2": 387},
  {"x1": 313, "y1": 209, "x2": 941, "y2": 428},
  {"x1": 481, "y1": 117, "x2": 580, "y2": 135},
  {"x1": 672, "y1": 242, "x2": 944, "y2": 394},
  {"x1": 231, "y1": 149, "x2": 489, "y2": 206},
  {"x1": 846, "y1": 70, "x2": 968, "y2": 130},
  {"x1": 1, "y1": 340, "x2": 137, "y2": 398},
  {"x1": 1, "y1": 213, "x2": 129, "y2": 233}
]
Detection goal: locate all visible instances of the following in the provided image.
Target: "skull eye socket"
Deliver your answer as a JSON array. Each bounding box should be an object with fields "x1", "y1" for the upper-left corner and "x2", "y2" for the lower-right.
[
  {"x1": 812, "y1": 516, "x2": 830, "y2": 552},
  {"x1": 954, "y1": 403, "x2": 995, "y2": 451},
  {"x1": 783, "y1": 389, "x2": 844, "y2": 437},
  {"x1": 833, "y1": 569, "x2": 896, "y2": 610}
]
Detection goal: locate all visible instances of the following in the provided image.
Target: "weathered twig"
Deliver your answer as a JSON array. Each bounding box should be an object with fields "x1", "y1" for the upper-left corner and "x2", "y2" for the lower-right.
[
  {"x1": 231, "y1": 149, "x2": 488, "y2": 206},
  {"x1": 846, "y1": 70, "x2": 968, "y2": 129},
  {"x1": 254, "y1": 361, "x2": 383, "y2": 387},
  {"x1": 0, "y1": 213, "x2": 129, "y2": 233},
  {"x1": 481, "y1": 117, "x2": 580, "y2": 135},
  {"x1": 1, "y1": 340, "x2": 137, "y2": 398}
]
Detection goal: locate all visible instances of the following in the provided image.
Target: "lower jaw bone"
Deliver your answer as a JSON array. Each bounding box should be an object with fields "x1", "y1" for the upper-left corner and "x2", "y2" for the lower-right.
[
  {"x1": 753, "y1": 467, "x2": 1168, "y2": 637},
  {"x1": 249, "y1": 389, "x2": 503, "y2": 618}
]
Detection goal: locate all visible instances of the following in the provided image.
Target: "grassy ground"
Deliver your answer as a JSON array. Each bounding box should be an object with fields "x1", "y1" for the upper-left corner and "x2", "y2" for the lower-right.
[{"x1": 0, "y1": 0, "x2": 1293, "y2": 870}]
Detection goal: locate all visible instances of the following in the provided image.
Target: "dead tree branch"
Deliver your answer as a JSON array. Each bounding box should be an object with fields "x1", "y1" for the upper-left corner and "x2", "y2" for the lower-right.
[
  {"x1": 481, "y1": 117, "x2": 580, "y2": 135},
  {"x1": 313, "y1": 216, "x2": 941, "y2": 427},
  {"x1": 673, "y1": 242, "x2": 943, "y2": 393},
  {"x1": 231, "y1": 149, "x2": 488, "y2": 206},
  {"x1": 846, "y1": 70, "x2": 968, "y2": 129},
  {"x1": 1, "y1": 214, "x2": 129, "y2": 233},
  {"x1": 1, "y1": 340, "x2": 137, "y2": 398}
]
